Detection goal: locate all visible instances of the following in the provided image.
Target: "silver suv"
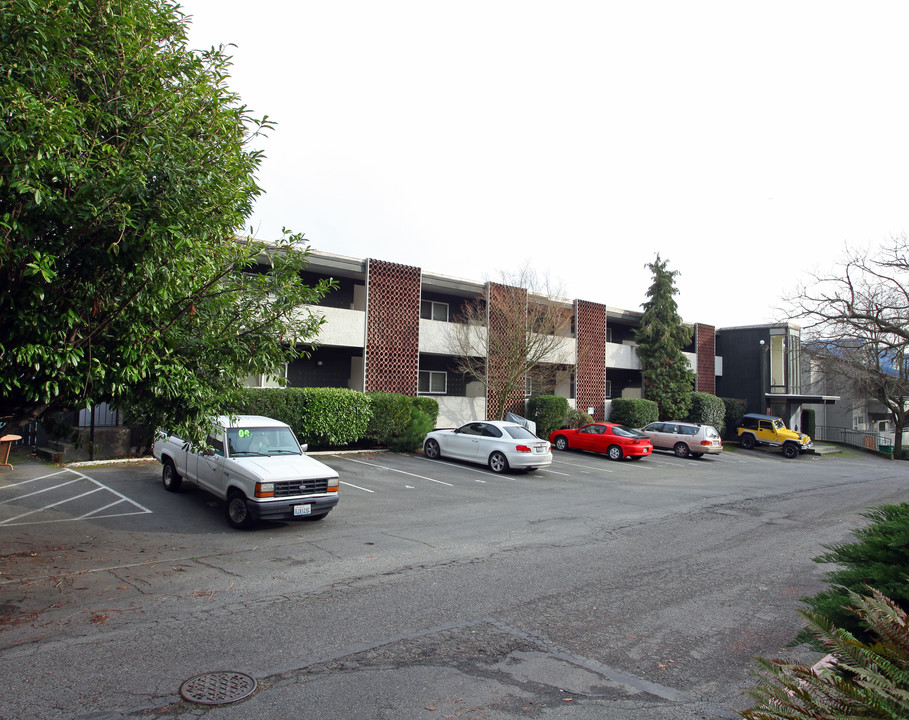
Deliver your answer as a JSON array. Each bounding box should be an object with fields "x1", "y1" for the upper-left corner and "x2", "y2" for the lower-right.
[{"x1": 639, "y1": 421, "x2": 723, "y2": 458}]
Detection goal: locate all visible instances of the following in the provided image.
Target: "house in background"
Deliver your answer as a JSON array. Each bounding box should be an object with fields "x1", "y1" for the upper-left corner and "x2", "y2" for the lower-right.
[{"x1": 715, "y1": 324, "x2": 838, "y2": 433}]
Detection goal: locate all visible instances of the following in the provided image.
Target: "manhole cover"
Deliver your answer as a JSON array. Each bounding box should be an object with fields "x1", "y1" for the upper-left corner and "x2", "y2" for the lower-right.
[{"x1": 179, "y1": 671, "x2": 257, "y2": 705}]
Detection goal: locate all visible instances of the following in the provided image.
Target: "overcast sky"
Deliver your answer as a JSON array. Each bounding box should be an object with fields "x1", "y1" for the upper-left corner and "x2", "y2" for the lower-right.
[{"x1": 180, "y1": 0, "x2": 909, "y2": 329}]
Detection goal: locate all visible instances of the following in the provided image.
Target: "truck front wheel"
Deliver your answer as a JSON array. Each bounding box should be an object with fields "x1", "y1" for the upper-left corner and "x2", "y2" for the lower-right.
[
  {"x1": 162, "y1": 459, "x2": 182, "y2": 492},
  {"x1": 226, "y1": 490, "x2": 254, "y2": 529}
]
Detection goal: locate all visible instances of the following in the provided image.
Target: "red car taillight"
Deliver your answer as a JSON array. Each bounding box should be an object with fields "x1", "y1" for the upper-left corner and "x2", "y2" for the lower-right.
[{"x1": 515, "y1": 445, "x2": 532, "y2": 453}]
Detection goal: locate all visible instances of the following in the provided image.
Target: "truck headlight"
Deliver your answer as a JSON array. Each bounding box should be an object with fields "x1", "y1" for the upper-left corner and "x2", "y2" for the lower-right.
[{"x1": 255, "y1": 482, "x2": 274, "y2": 498}]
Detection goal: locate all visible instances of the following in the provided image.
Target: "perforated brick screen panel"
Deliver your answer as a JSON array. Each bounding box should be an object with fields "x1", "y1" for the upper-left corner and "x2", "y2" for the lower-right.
[
  {"x1": 365, "y1": 259, "x2": 421, "y2": 394},
  {"x1": 576, "y1": 300, "x2": 607, "y2": 420},
  {"x1": 694, "y1": 323, "x2": 716, "y2": 394}
]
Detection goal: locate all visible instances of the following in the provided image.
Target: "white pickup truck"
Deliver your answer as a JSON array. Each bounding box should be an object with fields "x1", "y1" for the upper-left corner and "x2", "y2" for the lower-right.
[{"x1": 153, "y1": 415, "x2": 340, "y2": 529}]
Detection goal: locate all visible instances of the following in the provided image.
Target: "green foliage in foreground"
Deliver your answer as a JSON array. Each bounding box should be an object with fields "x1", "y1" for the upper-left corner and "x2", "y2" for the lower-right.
[
  {"x1": 796, "y1": 503, "x2": 909, "y2": 645},
  {"x1": 740, "y1": 588, "x2": 909, "y2": 720},
  {"x1": 0, "y1": 0, "x2": 331, "y2": 446}
]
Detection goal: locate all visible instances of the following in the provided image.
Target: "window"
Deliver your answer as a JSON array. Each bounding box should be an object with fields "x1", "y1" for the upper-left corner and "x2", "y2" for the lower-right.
[
  {"x1": 606, "y1": 327, "x2": 613, "y2": 343},
  {"x1": 244, "y1": 366, "x2": 287, "y2": 388},
  {"x1": 420, "y1": 300, "x2": 448, "y2": 321},
  {"x1": 605, "y1": 380, "x2": 612, "y2": 398},
  {"x1": 419, "y1": 370, "x2": 447, "y2": 394}
]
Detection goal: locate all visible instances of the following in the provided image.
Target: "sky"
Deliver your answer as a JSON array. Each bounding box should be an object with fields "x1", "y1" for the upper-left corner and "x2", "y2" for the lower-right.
[{"x1": 179, "y1": 0, "x2": 909, "y2": 329}]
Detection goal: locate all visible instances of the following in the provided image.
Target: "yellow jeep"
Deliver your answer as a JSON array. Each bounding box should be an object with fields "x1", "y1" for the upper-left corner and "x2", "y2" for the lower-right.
[{"x1": 736, "y1": 413, "x2": 812, "y2": 459}]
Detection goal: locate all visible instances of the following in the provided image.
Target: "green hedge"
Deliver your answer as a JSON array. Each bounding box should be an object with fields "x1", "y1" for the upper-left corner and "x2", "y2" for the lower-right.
[
  {"x1": 719, "y1": 397, "x2": 748, "y2": 438},
  {"x1": 228, "y1": 387, "x2": 371, "y2": 448},
  {"x1": 565, "y1": 407, "x2": 594, "y2": 428},
  {"x1": 688, "y1": 392, "x2": 726, "y2": 434},
  {"x1": 527, "y1": 395, "x2": 569, "y2": 438},
  {"x1": 412, "y1": 396, "x2": 440, "y2": 428},
  {"x1": 364, "y1": 392, "x2": 413, "y2": 445},
  {"x1": 609, "y1": 398, "x2": 658, "y2": 428}
]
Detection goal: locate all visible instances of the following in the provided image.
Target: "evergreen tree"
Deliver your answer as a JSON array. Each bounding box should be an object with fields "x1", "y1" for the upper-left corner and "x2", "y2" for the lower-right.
[{"x1": 634, "y1": 255, "x2": 695, "y2": 420}]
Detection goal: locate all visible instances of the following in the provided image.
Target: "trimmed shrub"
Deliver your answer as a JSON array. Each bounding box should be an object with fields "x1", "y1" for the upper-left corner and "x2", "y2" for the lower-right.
[
  {"x1": 389, "y1": 405, "x2": 436, "y2": 452},
  {"x1": 228, "y1": 387, "x2": 371, "y2": 448},
  {"x1": 365, "y1": 392, "x2": 413, "y2": 445},
  {"x1": 609, "y1": 398, "x2": 658, "y2": 428},
  {"x1": 720, "y1": 397, "x2": 748, "y2": 439},
  {"x1": 688, "y1": 392, "x2": 726, "y2": 434},
  {"x1": 527, "y1": 395, "x2": 569, "y2": 438},
  {"x1": 412, "y1": 396, "x2": 440, "y2": 428},
  {"x1": 565, "y1": 407, "x2": 594, "y2": 428}
]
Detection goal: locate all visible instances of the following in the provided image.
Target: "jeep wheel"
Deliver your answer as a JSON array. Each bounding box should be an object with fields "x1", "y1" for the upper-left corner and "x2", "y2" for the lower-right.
[
  {"x1": 162, "y1": 459, "x2": 182, "y2": 492},
  {"x1": 226, "y1": 490, "x2": 254, "y2": 529},
  {"x1": 673, "y1": 442, "x2": 690, "y2": 459},
  {"x1": 740, "y1": 434, "x2": 756, "y2": 450},
  {"x1": 782, "y1": 443, "x2": 799, "y2": 459}
]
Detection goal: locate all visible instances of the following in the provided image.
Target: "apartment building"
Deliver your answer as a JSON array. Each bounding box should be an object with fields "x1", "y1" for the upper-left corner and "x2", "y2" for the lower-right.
[{"x1": 254, "y1": 250, "x2": 720, "y2": 428}]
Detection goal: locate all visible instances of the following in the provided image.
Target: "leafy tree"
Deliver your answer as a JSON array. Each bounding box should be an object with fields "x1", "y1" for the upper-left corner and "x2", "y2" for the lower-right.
[
  {"x1": 0, "y1": 0, "x2": 332, "y2": 444},
  {"x1": 634, "y1": 255, "x2": 695, "y2": 420}
]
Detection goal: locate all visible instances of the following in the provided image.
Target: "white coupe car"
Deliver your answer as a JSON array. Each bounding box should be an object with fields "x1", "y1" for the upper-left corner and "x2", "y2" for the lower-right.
[{"x1": 423, "y1": 420, "x2": 552, "y2": 473}]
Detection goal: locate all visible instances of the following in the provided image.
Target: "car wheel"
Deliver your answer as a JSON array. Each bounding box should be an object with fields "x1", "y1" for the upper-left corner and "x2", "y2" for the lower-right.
[
  {"x1": 740, "y1": 434, "x2": 756, "y2": 450},
  {"x1": 162, "y1": 459, "x2": 182, "y2": 492},
  {"x1": 607, "y1": 445, "x2": 623, "y2": 461},
  {"x1": 782, "y1": 443, "x2": 799, "y2": 459},
  {"x1": 488, "y1": 451, "x2": 509, "y2": 474},
  {"x1": 226, "y1": 490, "x2": 254, "y2": 529},
  {"x1": 691, "y1": 452, "x2": 704, "y2": 459},
  {"x1": 554, "y1": 435, "x2": 569, "y2": 451},
  {"x1": 424, "y1": 438, "x2": 441, "y2": 459},
  {"x1": 673, "y1": 442, "x2": 690, "y2": 459}
]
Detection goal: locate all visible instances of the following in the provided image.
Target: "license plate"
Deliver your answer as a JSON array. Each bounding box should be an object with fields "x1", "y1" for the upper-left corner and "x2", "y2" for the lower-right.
[
  {"x1": 293, "y1": 504, "x2": 312, "y2": 516},
  {"x1": 534, "y1": 446, "x2": 546, "y2": 453}
]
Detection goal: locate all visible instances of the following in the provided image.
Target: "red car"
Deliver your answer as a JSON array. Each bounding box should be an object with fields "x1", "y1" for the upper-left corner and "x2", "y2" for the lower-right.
[{"x1": 548, "y1": 422, "x2": 653, "y2": 461}]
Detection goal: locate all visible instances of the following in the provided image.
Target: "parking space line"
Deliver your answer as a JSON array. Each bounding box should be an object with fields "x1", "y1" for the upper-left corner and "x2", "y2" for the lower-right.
[
  {"x1": 341, "y1": 457, "x2": 454, "y2": 486},
  {"x1": 414, "y1": 457, "x2": 493, "y2": 482},
  {"x1": 0, "y1": 468, "x2": 153, "y2": 527},
  {"x1": 0, "y1": 477, "x2": 83, "y2": 504},
  {"x1": 552, "y1": 459, "x2": 615, "y2": 473},
  {"x1": 340, "y1": 480, "x2": 375, "y2": 493},
  {"x1": 538, "y1": 467, "x2": 572, "y2": 477}
]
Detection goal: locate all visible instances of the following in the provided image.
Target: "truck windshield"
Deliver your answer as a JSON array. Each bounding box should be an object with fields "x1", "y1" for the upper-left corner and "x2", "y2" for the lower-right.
[
  {"x1": 226, "y1": 427, "x2": 302, "y2": 457},
  {"x1": 773, "y1": 419, "x2": 785, "y2": 430}
]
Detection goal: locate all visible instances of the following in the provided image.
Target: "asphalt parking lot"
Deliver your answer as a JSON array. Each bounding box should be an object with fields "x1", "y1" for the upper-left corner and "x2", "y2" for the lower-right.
[
  {"x1": 0, "y1": 442, "x2": 798, "y2": 536},
  {"x1": 3, "y1": 443, "x2": 907, "y2": 720}
]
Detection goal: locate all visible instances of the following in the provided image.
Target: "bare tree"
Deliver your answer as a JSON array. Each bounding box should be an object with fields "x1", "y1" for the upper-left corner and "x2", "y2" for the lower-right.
[
  {"x1": 788, "y1": 236, "x2": 909, "y2": 455},
  {"x1": 450, "y1": 267, "x2": 574, "y2": 421}
]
